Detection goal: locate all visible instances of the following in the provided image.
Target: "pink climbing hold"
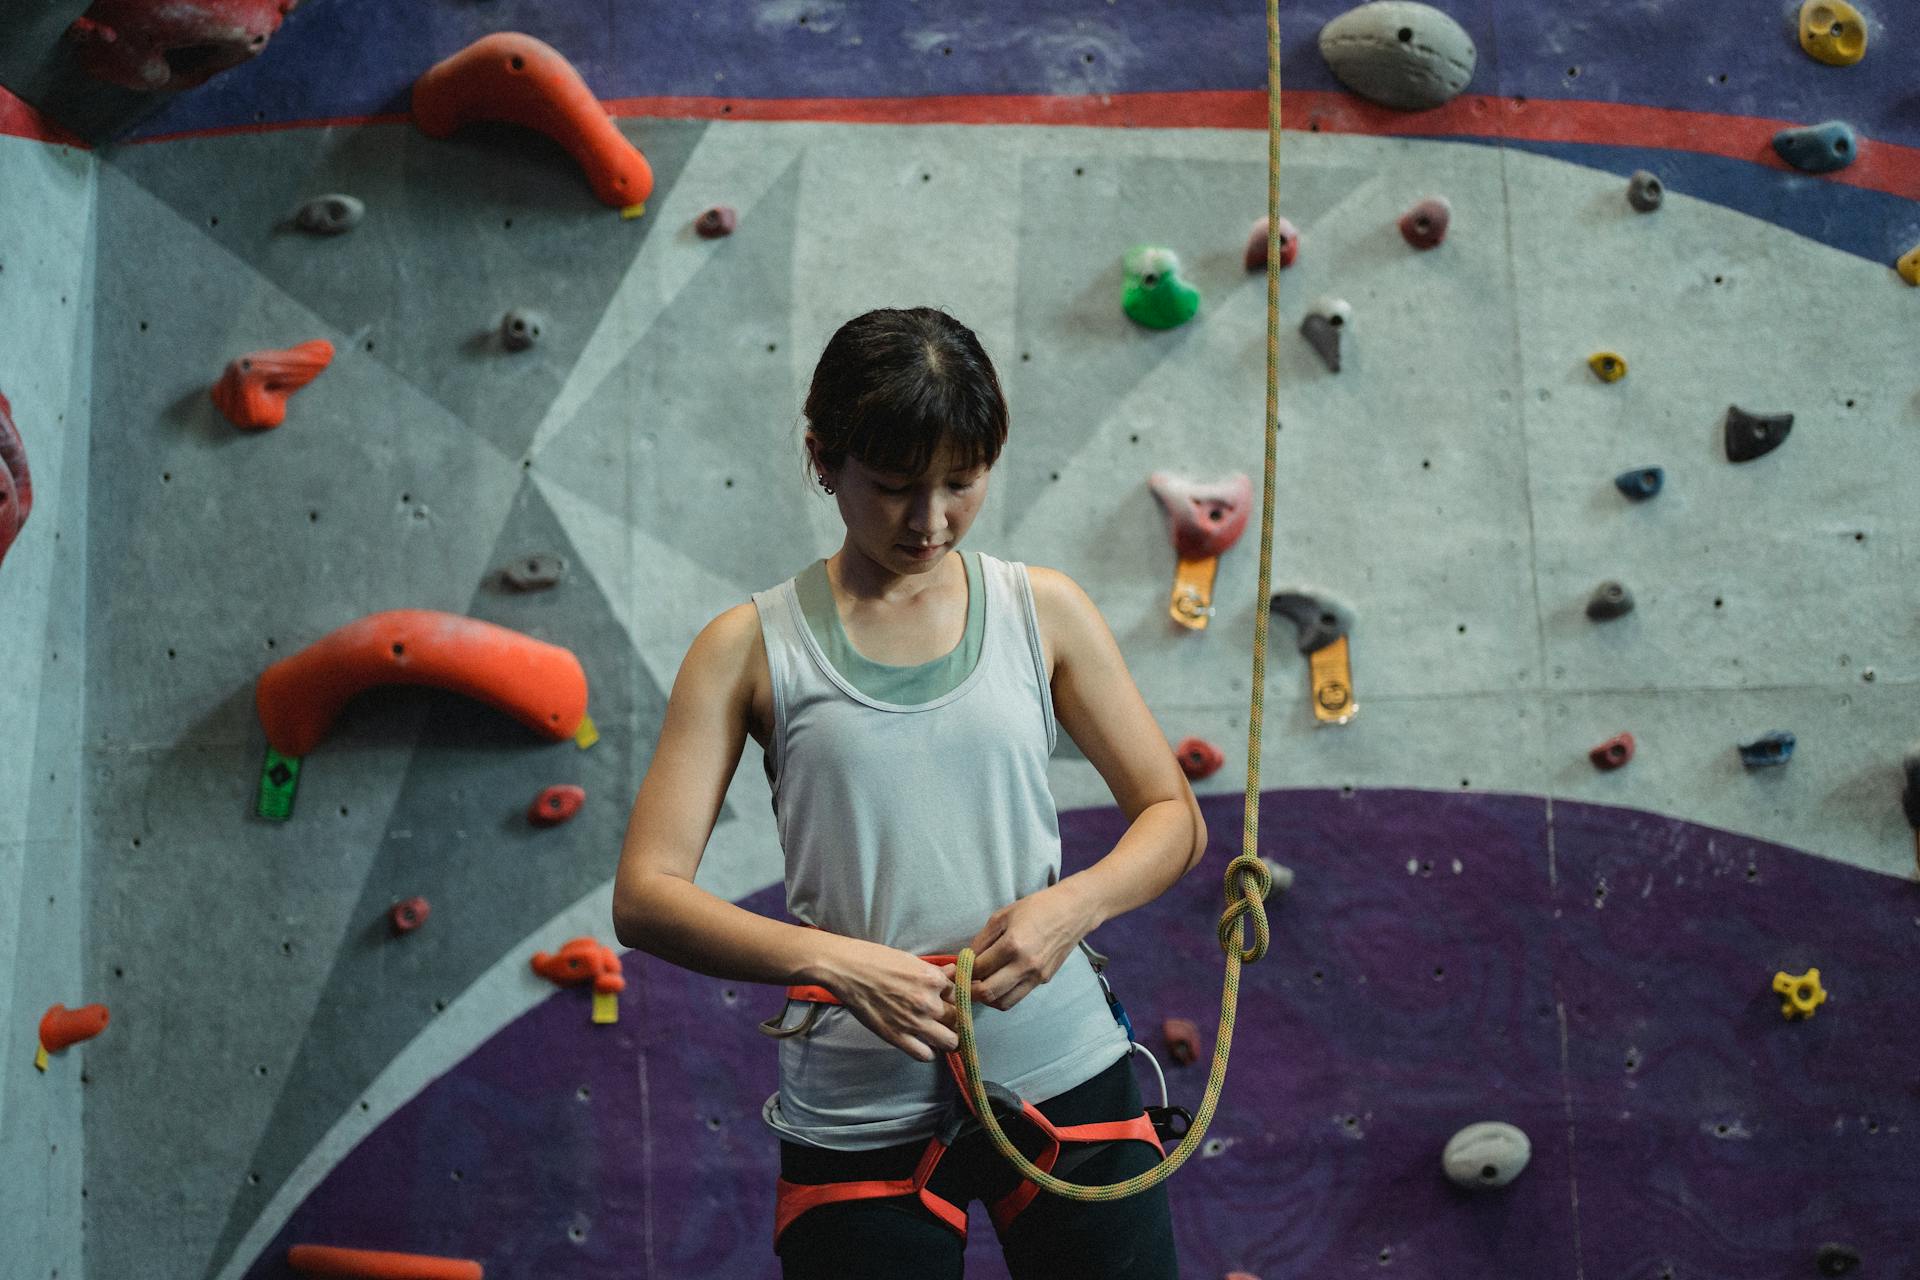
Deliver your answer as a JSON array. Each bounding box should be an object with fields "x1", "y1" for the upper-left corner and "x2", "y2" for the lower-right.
[
  {"x1": 1589, "y1": 733, "x2": 1634, "y2": 771},
  {"x1": 389, "y1": 896, "x2": 431, "y2": 935},
  {"x1": 1162, "y1": 1017, "x2": 1200, "y2": 1066},
  {"x1": 211, "y1": 340, "x2": 334, "y2": 430},
  {"x1": 529, "y1": 783, "x2": 585, "y2": 827},
  {"x1": 1175, "y1": 736, "x2": 1225, "y2": 781},
  {"x1": 1398, "y1": 196, "x2": 1451, "y2": 249},
  {"x1": 695, "y1": 205, "x2": 737, "y2": 238},
  {"x1": 1148, "y1": 472, "x2": 1254, "y2": 560},
  {"x1": 1244, "y1": 216, "x2": 1299, "y2": 271},
  {"x1": 66, "y1": 0, "x2": 298, "y2": 92},
  {"x1": 0, "y1": 390, "x2": 32, "y2": 578}
]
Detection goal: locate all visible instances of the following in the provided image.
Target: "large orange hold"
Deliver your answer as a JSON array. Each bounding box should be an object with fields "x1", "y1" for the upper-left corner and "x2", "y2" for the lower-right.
[
  {"x1": 256, "y1": 609, "x2": 589, "y2": 757},
  {"x1": 39, "y1": 1003, "x2": 109, "y2": 1053},
  {"x1": 411, "y1": 33, "x2": 654, "y2": 214},
  {"x1": 211, "y1": 340, "x2": 334, "y2": 430},
  {"x1": 287, "y1": 1244, "x2": 483, "y2": 1279}
]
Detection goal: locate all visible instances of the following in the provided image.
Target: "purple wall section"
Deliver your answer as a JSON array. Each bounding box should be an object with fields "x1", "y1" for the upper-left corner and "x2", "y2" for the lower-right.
[{"x1": 241, "y1": 788, "x2": 1920, "y2": 1279}]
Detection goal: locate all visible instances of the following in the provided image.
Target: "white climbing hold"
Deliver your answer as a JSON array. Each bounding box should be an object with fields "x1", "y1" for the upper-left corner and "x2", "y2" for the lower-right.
[{"x1": 1443, "y1": 1121, "x2": 1531, "y2": 1189}]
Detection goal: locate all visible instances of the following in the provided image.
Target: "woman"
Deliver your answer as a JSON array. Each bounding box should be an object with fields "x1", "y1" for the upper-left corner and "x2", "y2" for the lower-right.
[{"x1": 613, "y1": 306, "x2": 1203, "y2": 1278}]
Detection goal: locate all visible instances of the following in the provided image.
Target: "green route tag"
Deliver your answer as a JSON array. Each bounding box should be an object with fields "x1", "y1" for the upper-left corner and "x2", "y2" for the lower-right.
[{"x1": 257, "y1": 746, "x2": 301, "y2": 821}]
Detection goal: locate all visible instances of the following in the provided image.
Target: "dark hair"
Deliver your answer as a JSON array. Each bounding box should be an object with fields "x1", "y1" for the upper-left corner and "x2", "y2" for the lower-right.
[{"x1": 802, "y1": 307, "x2": 1008, "y2": 486}]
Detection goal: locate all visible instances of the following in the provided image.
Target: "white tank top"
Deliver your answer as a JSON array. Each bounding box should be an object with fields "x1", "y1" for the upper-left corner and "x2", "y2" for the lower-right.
[{"x1": 750, "y1": 550, "x2": 1130, "y2": 1150}]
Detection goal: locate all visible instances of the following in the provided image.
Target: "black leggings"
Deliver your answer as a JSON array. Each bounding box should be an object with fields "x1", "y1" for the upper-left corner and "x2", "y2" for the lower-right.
[{"x1": 776, "y1": 1053, "x2": 1179, "y2": 1279}]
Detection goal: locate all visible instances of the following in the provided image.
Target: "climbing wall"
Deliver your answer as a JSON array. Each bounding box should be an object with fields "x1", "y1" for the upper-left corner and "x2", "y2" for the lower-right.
[{"x1": 0, "y1": 2, "x2": 1913, "y2": 1279}]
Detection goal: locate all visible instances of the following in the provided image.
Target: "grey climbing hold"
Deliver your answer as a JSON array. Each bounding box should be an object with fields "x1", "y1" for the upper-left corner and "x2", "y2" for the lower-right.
[
  {"x1": 1270, "y1": 589, "x2": 1353, "y2": 653},
  {"x1": 1816, "y1": 1243, "x2": 1862, "y2": 1276},
  {"x1": 502, "y1": 552, "x2": 567, "y2": 590},
  {"x1": 1613, "y1": 467, "x2": 1664, "y2": 500},
  {"x1": 1586, "y1": 581, "x2": 1633, "y2": 621},
  {"x1": 1319, "y1": 1, "x2": 1477, "y2": 111},
  {"x1": 1772, "y1": 121, "x2": 1859, "y2": 174},
  {"x1": 1626, "y1": 170, "x2": 1663, "y2": 212},
  {"x1": 1299, "y1": 296, "x2": 1350, "y2": 373},
  {"x1": 500, "y1": 309, "x2": 546, "y2": 352},
  {"x1": 1738, "y1": 731, "x2": 1795, "y2": 768},
  {"x1": 1258, "y1": 857, "x2": 1296, "y2": 894},
  {"x1": 1724, "y1": 405, "x2": 1792, "y2": 463},
  {"x1": 293, "y1": 194, "x2": 364, "y2": 235},
  {"x1": 1442, "y1": 1121, "x2": 1530, "y2": 1190}
]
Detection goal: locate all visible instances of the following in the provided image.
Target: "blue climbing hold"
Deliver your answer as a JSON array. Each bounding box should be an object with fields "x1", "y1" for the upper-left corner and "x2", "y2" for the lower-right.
[
  {"x1": 1739, "y1": 731, "x2": 1796, "y2": 768},
  {"x1": 1772, "y1": 121, "x2": 1859, "y2": 174},
  {"x1": 1614, "y1": 467, "x2": 1664, "y2": 501}
]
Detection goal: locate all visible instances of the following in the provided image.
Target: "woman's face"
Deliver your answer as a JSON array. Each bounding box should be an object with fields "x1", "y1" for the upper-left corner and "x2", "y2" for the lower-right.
[{"x1": 813, "y1": 435, "x2": 990, "y2": 574}]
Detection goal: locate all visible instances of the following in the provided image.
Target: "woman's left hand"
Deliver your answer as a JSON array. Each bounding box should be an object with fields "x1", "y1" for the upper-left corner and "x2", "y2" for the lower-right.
[{"x1": 960, "y1": 883, "x2": 1098, "y2": 1012}]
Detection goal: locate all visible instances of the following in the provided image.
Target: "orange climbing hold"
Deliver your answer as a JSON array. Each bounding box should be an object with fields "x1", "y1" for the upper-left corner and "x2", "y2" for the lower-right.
[
  {"x1": 411, "y1": 33, "x2": 654, "y2": 215},
  {"x1": 531, "y1": 937, "x2": 626, "y2": 994},
  {"x1": 211, "y1": 340, "x2": 334, "y2": 430},
  {"x1": 39, "y1": 1003, "x2": 109, "y2": 1055},
  {"x1": 256, "y1": 609, "x2": 589, "y2": 757},
  {"x1": 287, "y1": 1244, "x2": 483, "y2": 1280}
]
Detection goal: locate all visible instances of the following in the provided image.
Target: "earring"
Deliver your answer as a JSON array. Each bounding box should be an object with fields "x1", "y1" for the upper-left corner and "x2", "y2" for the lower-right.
[{"x1": 818, "y1": 474, "x2": 835, "y2": 495}]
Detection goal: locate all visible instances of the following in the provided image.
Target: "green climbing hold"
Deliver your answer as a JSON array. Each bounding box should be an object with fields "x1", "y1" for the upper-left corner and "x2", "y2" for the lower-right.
[{"x1": 1122, "y1": 246, "x2": 1201, "y2": 330}]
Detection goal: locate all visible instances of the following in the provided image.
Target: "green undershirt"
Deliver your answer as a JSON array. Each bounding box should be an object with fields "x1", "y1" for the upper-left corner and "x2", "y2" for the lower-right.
[{"x1": 795, "y1": 550, "x2": 984, "y2": 704}]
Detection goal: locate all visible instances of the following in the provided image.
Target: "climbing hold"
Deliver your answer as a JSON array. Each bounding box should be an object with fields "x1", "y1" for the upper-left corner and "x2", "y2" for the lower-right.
[
  {"x1": 1586, "y1": 581, "x2": 1633, "y2": 621},
  {"x1": 1587, "y1": 351, "x2": 1627, "y2": 383},
  {"x1": 1724, "y1": 405, "x2": 1792, "y2": 463},
  {"x1": 1613, "y1": 467, "x2": 1663, "y2": 501},
  {"x1": 1772, "y1": 967, "x2": 1825, "y2": 1020},
  {"x1": 1588, "y1": 733, "x2": 1635, "y2": 771},
  {"x1": 1269, "y1": 590, "x2": 1353, "y2": 654},
  {"x1": 211, "y1": 340, "x2": 335, "y2": 431},
  {"x1": 1899, "y1": 743, "x2": 1920, "y2": 878},
  {"x1": 1299, "y1": 296, "x2": 1351, "y2": 373},
  {"x1": 1122, "y1": 246, "x2": 1201, "y2": 329},
  {"x1": 1318, "y1": 1, "x2": 1477, "y2": 111},
  {"x1": 1895, "y1": 243, "x2": 1920, "y2": 287},
  {"x1": 1398, "y1": 196, "x2": 1451, "y2": 249},
  {"x1": 65, "y1": 0, "x2": 296, "y2": 92},
  {"x1": 411, "y1": 33, "x2": 656, "y2": 215},
  {"x1": 1258, "y1": 857, "x2": 1295, "y2": 894},
  {"x1": 1738, "y1": 731, "x2": 1795, "y2": 768},
  {"x1": 1244, "y1": 216, "x2": 1300, "y2": 271},
  {"x1": 1175, "y1": 737, "x2": 1225, "y2": 781},
  {"x1": 1162, "y1": 1017, "x2": 1201, "y2": 1066},
  {"x1": 0, "y1": 390, "x2": 32, "y2": 578},
  {"x1": 1149, "y1": 471, "x2": 1253, "y2": 632},
  {"x1": 1226, "y1": 1273, "x2": 1263, "y2": 1280},
  {"x1": 292, "y1": 195, "x2": 365, "y2": 236},
  {"x1": 501, "y1": 552, "x2": 567, "y2": 591},
  {"x1": 36, "y1": 1004, "x2": 109, "y2": 1070},
  {"x1": 287, "y1": 1244, "x2": 483, "y2": 1280},
  {"x1": 255, "y1": 609, "x2": 590, "y2": 757},
  {"x1": 532, "y1": 937, "x2": 626, "y2": 994},
  {"x1": 1772, "y1": 121, "x2": 1859, "y2": 174},
  {"x1": 388, "y1": 897, "x2": 431, "y2": 935},
  {"x1": 1626, "y1": 170, "x2": 1664, "y2": 213},
  {"x1": 529, "y1": 783, "x2": 585, "y2": 826},
  {"x1": 499, "y1": 309, "x2": 545, "y2": 352},
  {"x1": 694, "y1": 205, "x2": 737, "y2": 238},
  {"x1": 1799, "y1": 1, "x2": 1867, "y2": 66},
  {"x1": 1270, "y1": 589, "x2": 1358, "y2": 725},
  {"x1": 1442, "y1": 1121, "x2": 1531, "y2": 1189},
  {"x1": 1816, "y1": 1243, "x2": 1863, "y2": 1275}
]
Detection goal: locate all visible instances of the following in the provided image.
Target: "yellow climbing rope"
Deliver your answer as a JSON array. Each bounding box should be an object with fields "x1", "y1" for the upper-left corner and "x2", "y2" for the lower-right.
[{"x1": 948, "y1": 0, "x2": 1285, "y2": 1201}]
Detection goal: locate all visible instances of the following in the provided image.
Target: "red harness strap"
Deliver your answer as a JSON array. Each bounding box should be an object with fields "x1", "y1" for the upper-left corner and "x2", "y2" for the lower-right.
[{"x1": 769, "y1": 955, "x2": 1164, "y2": 1248}]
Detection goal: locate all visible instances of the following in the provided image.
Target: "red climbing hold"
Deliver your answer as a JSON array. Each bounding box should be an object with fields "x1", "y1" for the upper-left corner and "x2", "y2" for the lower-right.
[
  {"x1": 1162, "y1": 1017, "x2": 1200, "y2": 1065},
  {"x1": 1175, "y1": 737, "x2": 1224, "y2": 781},
  {"x1": 1244, "y1": 216, "x2": 1299, "y2": 271},
  {"x1": 39, "y1": 1003, "x2": 109, "y2": 1054},
  {"x1": 411, "y1": 33, "x2": 655, "y2": 214},
  {"x1": 528, "y1": 783, "x2": 585, "y2": 826},
  {"x1": 388, "y1": 897, "x2": 431, "y2": 935},
  {"x1": 211, "y1": 340, "x2": 334, "y2": 430},
  {"x1": 1149, "y1": 472, "x2": 1254, "y2": 560},
  {"x1": 287, "y1": 1244, "x2": 483, "y2": 1280},
  {"x1": 66, "y1": 0, "x2": 297, "y2": 93},
  {"x1": 531, "y1": 937, "x2": 626, "y2": 994},
  {"x1": 0, "y1": 390, "x2": 32, "y2": 577},
  {"x1": 1588, "y1": 733, "x2": 1635, "y2": 771},
  {"x1": 1398, "y1": 197, "x2": 1451, "y2": 249}
]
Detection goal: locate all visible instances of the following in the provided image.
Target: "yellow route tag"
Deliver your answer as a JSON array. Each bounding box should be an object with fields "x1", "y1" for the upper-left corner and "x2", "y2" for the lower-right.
[
  {"x1": 1169, "y1": 555, "x2": 1220, "y2": 631},
  {"x1": 1308, "y1": 635, "x2": 1357, "y2": 725},
  {"x1": 574, "y1": 713, "x2": 599, "y2": 750},
  {"x1": 591, "y1": 990, "x2": 619, "y2": 1025}
]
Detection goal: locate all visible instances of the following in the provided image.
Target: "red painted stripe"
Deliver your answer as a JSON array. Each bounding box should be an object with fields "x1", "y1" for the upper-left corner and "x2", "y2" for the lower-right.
[
  {"x1": 0, "y1": 83, "x2": 88, "y2": 147},
  {"x1": 132, "y1": 89, "x2": 1919, "y2": 201}
]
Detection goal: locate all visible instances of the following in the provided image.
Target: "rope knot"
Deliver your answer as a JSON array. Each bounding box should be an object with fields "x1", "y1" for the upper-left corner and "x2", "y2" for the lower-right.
[{"x1": 1217, "y1": 853, "x2": 1272, "y2": 963}]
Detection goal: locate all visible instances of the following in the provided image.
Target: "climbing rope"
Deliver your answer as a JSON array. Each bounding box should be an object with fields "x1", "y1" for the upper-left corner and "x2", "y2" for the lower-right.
[{"x1": 948, "y1": 0, "x2": 1285, "y2": 1202}]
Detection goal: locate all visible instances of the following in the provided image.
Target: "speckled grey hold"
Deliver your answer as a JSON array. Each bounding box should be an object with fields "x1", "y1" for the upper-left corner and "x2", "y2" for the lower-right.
[
  {"x1": 1270, "y1": 589, "x2": 1354, "y2": 653},
  {"x1": 1443, "y1": 1121, "x2": 1531, "y2": 1189},
  {"x1": 293, "y1": 194, "x2": 364, "y2": 235},
  {"x1": 1724, "y1": 405, "x2": 1792, "y2": 462},
  {"x1": 1319, "y1": 1, "x2": 1478, "y2": 111},
  {"x1": 1300, "y1": 315, "x2": 1342, "y2": 372},
  {"x1": 1586, "y1": 581, "x2": 1633, "y2": 621},
  {"x1": 500, "y1": 309, "x2": 546, "y2": 352},
  {"x1": 502, "y1": 552, "x2": 567, "y2": 590},
  {"x1": 1626, "y1": 170, "x2": 1664, "y2": 212}
]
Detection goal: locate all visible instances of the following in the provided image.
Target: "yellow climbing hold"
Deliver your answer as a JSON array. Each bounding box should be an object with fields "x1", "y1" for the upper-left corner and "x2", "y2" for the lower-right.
[
  {"x1": 1798, "y1": 1, "x2": 1867, "y2": 66},
  {"x1": 1896, "y1": 244, "x2": 1920, "y2": 287},
  {"x1": 1772, "y1": 967, "x2": 1826, "y2": 1019},
  {"x1": 1588, "y1": 351, "x2": 1627, "y2": 383}
]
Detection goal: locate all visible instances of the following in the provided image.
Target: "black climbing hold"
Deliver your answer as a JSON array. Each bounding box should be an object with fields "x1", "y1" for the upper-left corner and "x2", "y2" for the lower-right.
[
  {"x1": 1614, "y1": 467, "x2": 1664, "y2": 500},
  {"x1": 1626, "y1": 170, "x2": 1663, "y2": 212},
  {"x1": 1586, "y1": 581, "x2": 1633, "y2": 621},
  {"x1": 1270, "y1": 590, "x2": 1353, "y2": 653},
  {"x1": 1737, "y1": 731, "x2": 1795, "y2": 768},
  {"x1": 500, "y1": 309, "x2": 546, "y2": 352},
  {"x1": 1300, "y1": 314, "x2": 1342, "y2": 373},
  {"x1": 1816, "y1": 1243, "x2": 1861, "y2": 1275},
  {"x1": 1725, "y1": 405, "x2": 1792, "y2": 462},
  {"x1": 502, "y1": 552, "x2": 567, "y2": 590},
  {"x1": 292, "y1": 193, "x2": 365, "y2": 234},
  {"x1": 1901, "y1": 743, "x2": 1920, "y2": 827}
]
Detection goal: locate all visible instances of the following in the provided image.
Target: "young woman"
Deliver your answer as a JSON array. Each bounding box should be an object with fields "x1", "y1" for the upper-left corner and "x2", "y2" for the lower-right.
[{"x1": 613, "y1": 306, "x2": 1204, "y2": 1278}]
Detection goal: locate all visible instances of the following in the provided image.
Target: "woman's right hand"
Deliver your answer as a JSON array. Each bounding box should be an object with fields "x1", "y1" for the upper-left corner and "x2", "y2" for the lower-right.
[{"x1": 823, "y1": 940, "x2": 960, "y2": 1063}]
